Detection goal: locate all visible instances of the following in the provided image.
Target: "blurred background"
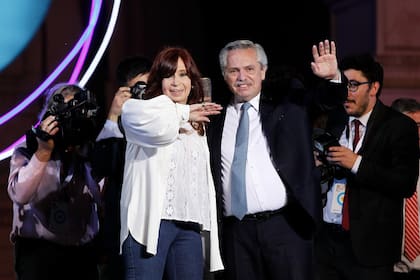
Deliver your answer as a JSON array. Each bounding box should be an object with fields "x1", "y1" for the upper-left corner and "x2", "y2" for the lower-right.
[{"x1": 0, "y1": 0, "x2": 419, "y2": 278}]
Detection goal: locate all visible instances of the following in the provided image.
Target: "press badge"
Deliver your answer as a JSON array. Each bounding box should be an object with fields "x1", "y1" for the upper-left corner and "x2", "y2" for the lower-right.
[{"x1": 330, "y1": 178, "x2": 346, "y2": 214}]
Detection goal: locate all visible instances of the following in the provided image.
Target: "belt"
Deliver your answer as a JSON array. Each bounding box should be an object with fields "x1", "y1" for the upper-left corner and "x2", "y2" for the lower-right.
[
  {"x1": 225, "y1": 207, "x2": 286, "y2": 222},
  {"x1": 244, "y1": 208, "x2": 286, "y2": 220}
]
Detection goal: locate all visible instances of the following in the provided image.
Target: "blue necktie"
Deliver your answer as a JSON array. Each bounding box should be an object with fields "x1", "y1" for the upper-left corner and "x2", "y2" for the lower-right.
[{"x1": 231, "y1": 102, "x2": 251, "y2": 220}]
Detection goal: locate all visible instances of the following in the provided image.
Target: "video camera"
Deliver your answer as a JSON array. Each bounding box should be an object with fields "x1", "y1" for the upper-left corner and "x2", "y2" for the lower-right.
[
  {"x1": 37, "y1": 88, "x2": 99, "y2": 146},
  {"x1": 130, "y1": 81, "x2": 147, "y2": 99},
  {"x1": 46, "y1": 89, "x2": 98, "y2": 121}
]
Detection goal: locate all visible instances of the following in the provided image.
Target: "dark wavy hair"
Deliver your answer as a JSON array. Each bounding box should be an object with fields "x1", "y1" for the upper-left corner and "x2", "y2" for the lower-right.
[
  {"x1": 116, "y1": 55, "x2": 151, "y2": 86},
  {"x1": 143, "y1": 46, "x2": 205, "y2": 135},
  {"x1": 339, "y1": 53, "x2": 384, "y2": 97}
]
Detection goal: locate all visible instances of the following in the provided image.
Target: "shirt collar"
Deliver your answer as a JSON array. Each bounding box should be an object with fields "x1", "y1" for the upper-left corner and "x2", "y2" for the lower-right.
[
  {"x1": 349, "y1": 109, "x2": 372, "y2": 127},
  {"x1": 233, "y1": 93, "x2": 260, "y2": 113}
]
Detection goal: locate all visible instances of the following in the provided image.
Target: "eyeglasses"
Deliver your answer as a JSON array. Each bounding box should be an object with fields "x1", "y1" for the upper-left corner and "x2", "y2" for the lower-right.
[{"x1": 347, "y1": 80, "x2": 371, "y2": 92}]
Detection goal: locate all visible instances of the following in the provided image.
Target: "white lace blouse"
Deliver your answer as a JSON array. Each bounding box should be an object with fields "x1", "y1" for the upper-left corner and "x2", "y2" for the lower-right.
[
  {"x1": 120, "y1": 95, "x2": 223, "y2": 272},
  {"x1": 161, "y1": 122, "x2": 211, "y2": 230}
]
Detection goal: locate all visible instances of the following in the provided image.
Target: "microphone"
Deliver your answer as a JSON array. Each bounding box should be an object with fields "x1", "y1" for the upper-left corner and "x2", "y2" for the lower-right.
[{"x1": 200, "y1": 77, "x2": 212, "y2": 102}]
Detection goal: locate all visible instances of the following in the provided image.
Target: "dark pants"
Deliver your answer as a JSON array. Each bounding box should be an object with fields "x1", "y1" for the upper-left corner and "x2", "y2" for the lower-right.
[
  {"x1": 98, "y1": 254, "x2": 125, "y2": 280},
  {"x1": 14, "y1": 237, "x2": 99, "y2": 280},
  {"x1": 314, "y1": 222, "x2": 394, "y2": 280},
  {"x1": 220, "y1": 207, "x2": 315, "y2": 280},
  {"x1": 394, "y1": 270, "x2": 420, "y2": 280}
]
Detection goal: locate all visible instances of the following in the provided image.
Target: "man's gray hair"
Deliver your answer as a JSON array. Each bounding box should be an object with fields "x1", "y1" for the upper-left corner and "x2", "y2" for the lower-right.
[{"x1": 219, "y1": 39, "x2": 268, "y2": 76}]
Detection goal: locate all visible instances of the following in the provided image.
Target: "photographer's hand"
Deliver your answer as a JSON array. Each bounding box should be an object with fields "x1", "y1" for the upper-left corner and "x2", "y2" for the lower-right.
[
  {"x1": 313, "y1": 150, "x2": 323, "y2": 167},
  {"x1": 108, "y1": 87, "x2": 131, "y2": 122},
  {"x1": 326, "y1": 146, "x2": 358, "y2": 170},
  {"x1": 35, "y1": 115, "x2": 59, "y2": 162}
]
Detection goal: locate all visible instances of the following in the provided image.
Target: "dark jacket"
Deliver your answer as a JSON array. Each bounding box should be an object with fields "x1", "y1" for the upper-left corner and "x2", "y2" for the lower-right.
[
  {"x1": 207, "y1": 79, "x2": 347, "y2": 239},
  {"x1": 328, "y1": 100, "x2": 419, "y2": 266}
]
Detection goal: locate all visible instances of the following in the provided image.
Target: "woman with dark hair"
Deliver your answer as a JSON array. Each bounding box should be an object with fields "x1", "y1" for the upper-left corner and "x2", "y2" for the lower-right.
[
  {"x1": 120, "y1": 47, "x2": 224, "y2": 279},
  {"x1": 7, "y1": 83, "x2": 102, "y2": 280}
]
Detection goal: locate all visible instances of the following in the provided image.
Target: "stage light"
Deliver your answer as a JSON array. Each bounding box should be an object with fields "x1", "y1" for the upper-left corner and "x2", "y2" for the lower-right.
[
  {"x1": 0, "y1": 0, "x2": 122, "y2": 162},
  {"x1": 0, "y1": 0, "x2": 102, "y2": 126}
]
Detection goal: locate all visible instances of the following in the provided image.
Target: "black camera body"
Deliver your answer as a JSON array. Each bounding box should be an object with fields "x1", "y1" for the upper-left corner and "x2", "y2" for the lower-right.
[
  {"x1": 42, "y1": 89, "x2": 99, "y2": 146},
  {"x1": 130, "y1": 81, "x2": 147, "y2": 99},
  {"x1": 46, "y1": 89, "x2": 98, "y2": 121},
  {"x1": 313, "y1": 132, "x2": 340, "y2": 164},
  {"x1": 313, "y1": 131, "x2": 345, "y2": 182}
]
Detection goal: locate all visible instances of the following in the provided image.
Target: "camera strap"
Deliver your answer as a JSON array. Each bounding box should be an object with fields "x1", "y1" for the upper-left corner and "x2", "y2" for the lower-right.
[{"x1": 32, "y1": 125, "x2": 53, "y2": 141}]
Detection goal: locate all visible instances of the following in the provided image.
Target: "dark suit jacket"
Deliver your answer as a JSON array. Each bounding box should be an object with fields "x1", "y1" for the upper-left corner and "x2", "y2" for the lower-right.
[
  {"x1": 327, "y1": 100, "x2": 419, "y2": 266},
  {"x1": 207, "y1": 80, "x2": 347, "y2": 239}
]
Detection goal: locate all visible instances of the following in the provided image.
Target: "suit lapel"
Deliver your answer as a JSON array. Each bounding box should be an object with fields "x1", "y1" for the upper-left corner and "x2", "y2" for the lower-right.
[
  {"x1": 259, "y1": 95, "x2": 281, "y2": 142},
  {"x1": 358, "y1": 101, "x2": 386, "y2": 154},
  {"x1": 207, "y1": 107, "x2": 227, "y2": 194}
]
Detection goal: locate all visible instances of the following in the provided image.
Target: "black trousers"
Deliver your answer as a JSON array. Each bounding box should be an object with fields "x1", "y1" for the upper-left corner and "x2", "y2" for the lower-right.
[
  {"x1": 314, "y1": 222, "x2": 394, "y2": 280},
  {"x1": 394, "y1": 270, "x2": 420, "y2": 280},
  {"x1": 14, "y1": 237, "x2": 99, "y2": 280},
  {"x1": 219, "y1": 206, "x2": 315, "y2": 280}
]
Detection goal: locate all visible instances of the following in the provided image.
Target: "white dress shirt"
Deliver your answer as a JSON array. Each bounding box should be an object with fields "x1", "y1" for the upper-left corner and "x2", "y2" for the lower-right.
[
  {"x1": 96, "y1": 119, "x2": 124, "y2": 140},
  {"x1": 323, "y1": 111, "x2": 371, "y2": 224},
  {"x1": 221, "y1": 93, "x2": 287, "y2": 216}
]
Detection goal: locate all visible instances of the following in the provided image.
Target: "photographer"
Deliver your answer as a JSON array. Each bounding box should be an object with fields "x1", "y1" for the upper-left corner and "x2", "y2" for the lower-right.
[
  {"x1": 92, "y1": 55, "x2": 151, "y2": 280},
  {"x1": 314, "y1": 54, "x2": 419, "y2": 280},
  {"x1": 7, "y1": 83, "x2": 102, "y2": 280}
]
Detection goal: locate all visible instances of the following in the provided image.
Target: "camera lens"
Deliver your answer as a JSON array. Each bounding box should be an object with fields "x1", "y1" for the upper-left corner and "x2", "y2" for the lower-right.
[{"x1": 130, "y1": 81, "x2": 147, "y2": 99}]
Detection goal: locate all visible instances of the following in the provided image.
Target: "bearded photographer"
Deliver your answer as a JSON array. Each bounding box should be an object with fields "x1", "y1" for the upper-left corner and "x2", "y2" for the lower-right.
[
  {"x1": 314, "y1": 54, "x2": 419, "y2": 280},
  {"x1": 7, "y1": 83, "x2": 102, "y2": 280}
]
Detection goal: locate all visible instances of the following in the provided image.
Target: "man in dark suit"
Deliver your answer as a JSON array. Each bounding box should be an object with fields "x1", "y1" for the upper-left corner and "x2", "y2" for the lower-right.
[
  {"x1": 206, "y1": 39, "x2": 346, "y2": 280},
  {"x1": 314, "y1": 54, "x2": 419, "y2": 280}
]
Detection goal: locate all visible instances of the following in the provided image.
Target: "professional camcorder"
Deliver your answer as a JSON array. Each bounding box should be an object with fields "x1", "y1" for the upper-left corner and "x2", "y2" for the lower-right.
[
  {"x1": 45, "y1": 89, "x2": 98, "y2": 122},
  {"x1": 313, "y1": 131, "x2": 345, "y2": 182},
  {"x1": 130, "y1": 81, "x2": 147, "y2": 99},
  {"x1": 34, "y1": 88, "x2": 99, "y2": 146}
]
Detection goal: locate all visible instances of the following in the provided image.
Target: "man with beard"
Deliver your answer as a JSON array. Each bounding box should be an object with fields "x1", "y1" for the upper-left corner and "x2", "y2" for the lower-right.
[{"x1": 314, "y1": 54, "x2": 419, "y2": 280}]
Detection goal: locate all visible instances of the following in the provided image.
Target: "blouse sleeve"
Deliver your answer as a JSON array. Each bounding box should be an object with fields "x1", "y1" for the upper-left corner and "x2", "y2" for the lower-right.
[
  {"x1": 8, "y1": 146, "x2": 49, "y2": 205},
  {"x1": 121, "y1": 95, "x2": 190, "y2": 148}
]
